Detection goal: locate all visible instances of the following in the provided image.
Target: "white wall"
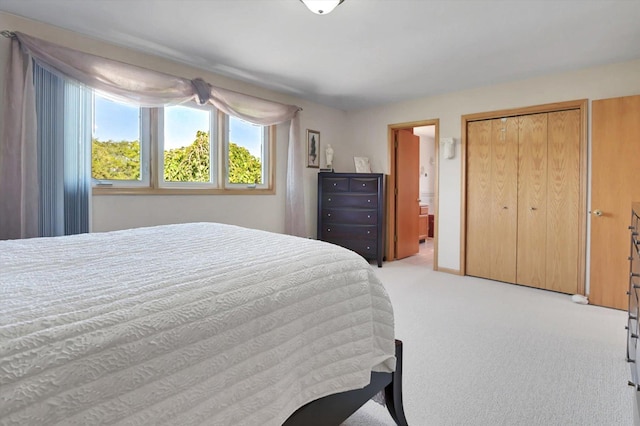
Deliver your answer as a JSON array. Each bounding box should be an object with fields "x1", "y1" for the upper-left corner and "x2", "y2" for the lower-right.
[
  {"x1": 345, "y1": 59, "x2": 640, "y2": 271},
  {"x1": 419, "y1": 133, "x2": 435, "y2": 206},
  {"x1": 0, "y1": 12, "x2": 347, "y2": 238}
]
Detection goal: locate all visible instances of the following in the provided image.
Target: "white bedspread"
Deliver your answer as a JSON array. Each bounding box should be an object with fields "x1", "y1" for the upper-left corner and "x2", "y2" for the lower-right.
[{"x1": 0, "y1": 223, "x2": 395, "y2": 426}]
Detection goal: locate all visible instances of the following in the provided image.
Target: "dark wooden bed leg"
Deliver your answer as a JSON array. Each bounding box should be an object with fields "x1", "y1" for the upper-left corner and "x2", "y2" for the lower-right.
[{"x1": 385, "y1": 339, "x2": 409, "y2": 426}]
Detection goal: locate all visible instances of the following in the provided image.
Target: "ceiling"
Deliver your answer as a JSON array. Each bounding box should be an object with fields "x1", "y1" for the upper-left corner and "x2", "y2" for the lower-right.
[{"x1": 1, "y1": 0, "x2": 639, "y2": 111}]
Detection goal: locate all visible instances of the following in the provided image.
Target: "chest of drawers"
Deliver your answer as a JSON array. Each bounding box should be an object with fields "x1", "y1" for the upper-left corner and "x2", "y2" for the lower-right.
[{"x1": 317, "y1": 172, "x2": 384, "y2": 267}]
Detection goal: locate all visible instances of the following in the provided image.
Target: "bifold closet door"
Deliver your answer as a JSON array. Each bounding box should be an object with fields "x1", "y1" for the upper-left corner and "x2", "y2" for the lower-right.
[
  {"x1": 515, "y1": 111, "x2": 580, "y2": 293},
  {"x1": 545, "y1": 109, "x2": 580, "y2": 294},
  {"x1": 516, "y1": 113, "x2": 548, "y2": 288},
  {"x1": 489, "y1": 117, "x2": 518, "y2": 283},
  {"x1": 466, "y1": 120, "x2": 492, "y2": 279},
  {"x1": 466, "y1": 118, "x2": 517, "y2": 282},
  {"x1": 467, "y1": 109, "x2": 581, "y2": 293}
]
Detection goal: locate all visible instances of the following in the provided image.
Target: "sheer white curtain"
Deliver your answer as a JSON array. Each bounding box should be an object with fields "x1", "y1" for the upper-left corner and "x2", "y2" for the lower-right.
[
  {"x1": 0, "y1": 32, "x2": 306, "y2": 239},
  {"x1": 0, "y1": 39, "x2": 37, "y2": 239}
]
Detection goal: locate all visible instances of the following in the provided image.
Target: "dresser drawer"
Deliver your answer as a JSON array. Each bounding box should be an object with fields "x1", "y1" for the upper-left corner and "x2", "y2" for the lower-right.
[
  {"x1": 633, "y1": 254, "x2": 640, "y2": 280},
  {"x1": 322, "y1": 193, "x2": 378, "y2": 208},
  {"x1": 322, "y1": 177, "x2": 349, "y2": 193},
  {"x1": 349, "y1": 178, "x2": 379, "y2": 193},
  {"x1": 325, "y1": 238, "x2": 378, "y2": 258},
  {"x1": 628, "y1": 315, "x2": 639, "y2": 371},
  {"x1": 321, "y1": 223, "x2": 377, "y2": 240},
  {"x1": 631, "y1": 276, "x2": 640, "y2": 317},
  {"x1": 321, "y1": 208, "x2": 377, "y2": 225}
]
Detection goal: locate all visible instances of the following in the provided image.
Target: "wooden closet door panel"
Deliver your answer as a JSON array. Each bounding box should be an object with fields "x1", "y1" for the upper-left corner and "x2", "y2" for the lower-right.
[
  {"x1": 546, "y1": 110, "x2": 580, "y2": 294},
  {"x1": 517, "y1": 113, "x2": 548, "y2": 288},
  {"x1": 490, "y1": 118, "x2": 518, "y2": 283},
  {"x1": 466, "y1": 120, "x2": 493, "y2": 278}
]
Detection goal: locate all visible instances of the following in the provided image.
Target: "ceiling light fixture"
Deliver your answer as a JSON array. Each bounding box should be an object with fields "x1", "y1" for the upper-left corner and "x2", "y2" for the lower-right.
[{"x1": 300, "y1": 0, "x2": 345, "y2": 15}]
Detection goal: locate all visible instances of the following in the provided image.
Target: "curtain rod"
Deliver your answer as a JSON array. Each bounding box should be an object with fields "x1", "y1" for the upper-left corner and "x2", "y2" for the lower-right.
[{"x1": 1, "y1": 30, "x2": 16, "y2": 38}]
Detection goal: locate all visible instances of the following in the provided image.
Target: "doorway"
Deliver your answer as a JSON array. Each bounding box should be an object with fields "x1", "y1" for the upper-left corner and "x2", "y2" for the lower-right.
[{"x1": 386, "y1": 119, "x2": 440, "y2": 269}]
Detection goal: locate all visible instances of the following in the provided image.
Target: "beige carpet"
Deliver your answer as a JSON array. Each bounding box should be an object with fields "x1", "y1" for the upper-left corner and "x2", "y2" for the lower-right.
[{"x1": 342, "y1": 247, "x2": 633, "y2": 425}]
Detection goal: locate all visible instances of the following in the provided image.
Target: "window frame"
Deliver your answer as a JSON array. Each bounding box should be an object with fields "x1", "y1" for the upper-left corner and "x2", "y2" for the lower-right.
[
  {"x1": 157, "y1": 103, "x2": 219, "y2": 189},
  {"x1": 222, "y1": 114, "x2": 271, "y2": 190},
  {"x1": 91, "y1": 93, "x2": 152, "y2": 189},
  {"x1": 91, "y1": 99, "x2": 276, "y2": 195}
]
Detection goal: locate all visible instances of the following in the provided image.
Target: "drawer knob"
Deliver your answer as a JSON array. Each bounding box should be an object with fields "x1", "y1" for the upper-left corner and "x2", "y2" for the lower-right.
[
  {"x1": 367, "y1": 246, "x2": 371, "y2": 250},
  {"x1": 328, "y1": 198, "x2": 332, "y2": 202},
  {"x1": 362, "y1": 183, "x2": 366, "y2": 187},
  {"x1": 367, "y1": 231, "x2": 371, "y2": 234},
  {"x1": 368, "y1": 199, "x2": 371, "y2": 203},
  {"x1": 333, "y1": 183, "x2": 337, "y2": 186},
  {"x1": 327, "y1": 228, "x2": 331, "y2": 232},
  {"x1": 367, "y1": 215, "x2": 371, "y2": 218},
  {"x1": 327, "y1": 213, "x2": 331, "y2": 217}
]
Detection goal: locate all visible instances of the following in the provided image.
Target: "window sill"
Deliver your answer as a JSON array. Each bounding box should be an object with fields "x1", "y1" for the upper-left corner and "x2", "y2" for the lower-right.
[{"x1": 92, "y1": 187, "x2": 275, "y2": 196}]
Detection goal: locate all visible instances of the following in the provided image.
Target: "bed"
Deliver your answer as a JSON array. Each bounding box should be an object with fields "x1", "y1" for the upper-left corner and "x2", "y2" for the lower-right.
[{"x1": 0, "y1": 222, "x2": 407, "y2": 425}]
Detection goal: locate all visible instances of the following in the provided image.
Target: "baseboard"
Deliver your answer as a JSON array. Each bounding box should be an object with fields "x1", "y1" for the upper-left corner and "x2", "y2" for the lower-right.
[{"x1": 435, "y1": 266, "x2": 462, "y2": 275}]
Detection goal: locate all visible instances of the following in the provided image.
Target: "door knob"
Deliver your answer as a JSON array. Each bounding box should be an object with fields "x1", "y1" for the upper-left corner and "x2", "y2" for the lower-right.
[{"x1": 592, "y1": 209, "x2": 603, "y2": 217}]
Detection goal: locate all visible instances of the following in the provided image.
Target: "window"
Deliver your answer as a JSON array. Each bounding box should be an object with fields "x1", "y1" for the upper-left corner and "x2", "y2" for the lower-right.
[
  {"x1": 160, "y1": 104, "x2": 217, "y2": 187},
  {"x1": 225, "y1": 115, "x2": 269, "y2": 189},
  {"x1": 90, "y1": 95, "x2": 273, "y2": 193},
  {"x1": 91, "y1": 94, "x2": 150, "y2": 187}
]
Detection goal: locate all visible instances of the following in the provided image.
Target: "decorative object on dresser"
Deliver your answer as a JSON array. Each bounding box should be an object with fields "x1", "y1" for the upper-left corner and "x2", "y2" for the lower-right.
[
  {"x1": 325, "y1": 144, "x2": 334, "y2": 170},
  {"x1": 627, "y1": 202, "x2": 640, "y2": 411},
  {"x1": 317, "y1": 172, "x2": 384, "y2": 267},
  {"x1": 353, "y1": 156, "x2": 371, "y2": 173}
]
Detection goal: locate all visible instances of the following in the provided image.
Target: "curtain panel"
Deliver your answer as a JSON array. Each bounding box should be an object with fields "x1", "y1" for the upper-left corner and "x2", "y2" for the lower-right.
[
  {"x1": 0, "y1": 32, "x2": 306, "y2": 239},
  {"x1": 0, "y1": 39, "x2": 37, "y2": 240}
]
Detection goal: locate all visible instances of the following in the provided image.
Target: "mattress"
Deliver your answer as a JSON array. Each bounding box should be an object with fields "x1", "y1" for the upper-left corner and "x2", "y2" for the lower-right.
[{"x1": 0, "y1": 223, "x2": 395, "y2": 425}]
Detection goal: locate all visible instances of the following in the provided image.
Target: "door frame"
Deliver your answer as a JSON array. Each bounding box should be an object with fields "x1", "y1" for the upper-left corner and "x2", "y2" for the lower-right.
[
  {"x1": 387, "y1": 119, "x2": 440, "y2": 268},
  {"x1": 460, "y1": 99, "x2": 588, "y2": 294}
]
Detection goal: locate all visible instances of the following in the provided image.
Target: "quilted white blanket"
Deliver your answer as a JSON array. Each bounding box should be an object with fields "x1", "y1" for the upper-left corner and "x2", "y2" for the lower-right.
[{"x1": 0, "y1": 223, "x2": 395, "y2": 426}]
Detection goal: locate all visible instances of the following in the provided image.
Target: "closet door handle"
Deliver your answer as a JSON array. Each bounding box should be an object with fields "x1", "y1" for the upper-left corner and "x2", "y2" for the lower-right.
[{"x1": 529, "y1": 207, "x2": 537, "y2": 211}]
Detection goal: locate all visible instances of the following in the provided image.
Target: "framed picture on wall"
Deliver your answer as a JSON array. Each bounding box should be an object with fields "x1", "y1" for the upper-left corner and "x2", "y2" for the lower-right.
[{"x1": 307, "y1": 129, "x2": 320, "y2": 168}]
